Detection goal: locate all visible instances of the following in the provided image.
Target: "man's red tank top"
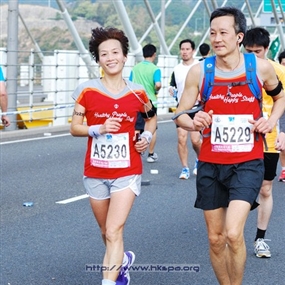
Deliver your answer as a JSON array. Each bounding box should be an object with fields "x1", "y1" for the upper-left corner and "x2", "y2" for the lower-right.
[{"x1": 198, "y1": 63, "x2": 264, "y2": 164}]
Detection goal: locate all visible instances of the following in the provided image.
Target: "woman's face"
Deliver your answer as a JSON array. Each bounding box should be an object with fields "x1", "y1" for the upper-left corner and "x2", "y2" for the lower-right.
[{"x1": 98, "y1": 39, "x2": 126, "y2": 76}]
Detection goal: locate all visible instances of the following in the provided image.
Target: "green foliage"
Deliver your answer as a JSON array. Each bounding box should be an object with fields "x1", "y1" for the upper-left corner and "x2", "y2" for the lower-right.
[
  {"x1": 165, "y1": 2, "x2": 193, "y2": 26},
  {"x1": 15, "y1": 0, "x2": 269, "y2": 58},
  {"x1": 71, "y1": 2, "x2": 117, "y2": 24},
  {"x1": 66, "y1": 0, "x2": 208, "y2": 55},
  {"x1": 55, "y1": 12, "x2": 62, "y2": 21},
  {"x1": 37, "y1": 28, "x2": 74, "y2": 52},
  {"x1": 96, "y1": 3, "x2": 116, "y2": 26}
]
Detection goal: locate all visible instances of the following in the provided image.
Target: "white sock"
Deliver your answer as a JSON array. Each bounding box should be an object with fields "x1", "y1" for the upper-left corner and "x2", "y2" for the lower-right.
[
  {"x1": 282, "y1": 167, "x2": 285, "y2": 170},
  {"x1": 102, "y1": 279, "x2": 116, "y2": 285}
]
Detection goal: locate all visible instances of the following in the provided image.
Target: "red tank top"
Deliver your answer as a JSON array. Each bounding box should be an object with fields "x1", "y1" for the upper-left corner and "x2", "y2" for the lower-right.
[
  {"x1": 73, "y1": 79, "x2": 147, "y2": 178},
  {"x1": 199, "y1": 66, "x2": 264, "y2": 164}
]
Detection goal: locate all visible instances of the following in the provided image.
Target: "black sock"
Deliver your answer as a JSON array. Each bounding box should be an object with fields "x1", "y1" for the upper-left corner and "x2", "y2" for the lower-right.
[
  {"x1": 148, "y1": 153, "x2": 153, "y2": 156},
  {"x1": 255, "y1": 228, "x2": 266, "y2": 241}
]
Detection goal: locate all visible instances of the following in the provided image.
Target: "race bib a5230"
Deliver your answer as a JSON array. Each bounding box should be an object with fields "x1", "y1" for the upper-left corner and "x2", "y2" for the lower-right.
[{"x1": 90, "y1": 133, "x2": 130, "y2": 168}]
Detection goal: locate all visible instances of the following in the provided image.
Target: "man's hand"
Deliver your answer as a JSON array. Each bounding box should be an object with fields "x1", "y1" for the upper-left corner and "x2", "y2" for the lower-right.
[
  {"x1": 193, "y1": 110, "x2": 213, "y2": 131},
  {"x1": 248, "y1": 117, "x2": 273, "y2": 134},
  {"x1": 1, "y1": 115, "x2": 10, "y2": 127},
  {"x1": 275, "y1": 132, "x2": 285, "y2": 151}
]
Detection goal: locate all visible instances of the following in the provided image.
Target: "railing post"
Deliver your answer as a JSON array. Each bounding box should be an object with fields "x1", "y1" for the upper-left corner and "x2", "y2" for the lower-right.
[{"x1": 6, "y1": 0, "x2": 19, "y2": 130}]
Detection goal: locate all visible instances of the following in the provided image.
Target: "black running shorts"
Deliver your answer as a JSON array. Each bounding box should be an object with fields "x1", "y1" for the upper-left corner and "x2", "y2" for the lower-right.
[
  {"x1": 195, "y1": 159, "x2": 264, "y2": 210},
  {"x1": 264, "y1": 152, "x2": 279, "y2": 181}
]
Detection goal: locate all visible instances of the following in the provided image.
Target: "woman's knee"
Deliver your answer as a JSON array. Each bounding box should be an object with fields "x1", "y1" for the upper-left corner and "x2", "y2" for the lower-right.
[{"x1": 105, "y1": 225, "x2": 124, "y2": 243}]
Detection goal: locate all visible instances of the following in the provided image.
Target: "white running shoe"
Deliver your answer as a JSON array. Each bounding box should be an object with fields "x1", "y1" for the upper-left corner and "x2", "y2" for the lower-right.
[
  {"x1": 254, "y1": 238, "x2": 271, "y2": 258},
  {"x1": 193, "y1": 158, "x2": 198, "y2": 176},
  {"x1": 179, "y1": 167, "x2": 190, "y2": 179},
  {"x1": 147, "y1": 153, "x2": 158, "y2": 163}
]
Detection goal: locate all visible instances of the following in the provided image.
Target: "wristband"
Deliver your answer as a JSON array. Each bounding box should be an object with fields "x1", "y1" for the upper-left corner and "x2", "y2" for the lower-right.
[
  {"x1": 140, "y1": 131, "x2": 152, "y2": 144},
  {"x1": 88, "y1": 125, "x2": 102, "y2": 138}
]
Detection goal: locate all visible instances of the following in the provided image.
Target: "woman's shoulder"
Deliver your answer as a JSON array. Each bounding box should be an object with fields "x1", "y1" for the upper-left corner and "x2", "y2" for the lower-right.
[{"x1": 125, "y1": 79, "x2": 145, "y2": 91}]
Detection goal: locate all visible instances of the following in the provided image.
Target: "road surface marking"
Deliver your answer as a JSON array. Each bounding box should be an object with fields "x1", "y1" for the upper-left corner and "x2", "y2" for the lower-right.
[{"x1": 56, "y1": 194, "x2": 89, "y2": 204}]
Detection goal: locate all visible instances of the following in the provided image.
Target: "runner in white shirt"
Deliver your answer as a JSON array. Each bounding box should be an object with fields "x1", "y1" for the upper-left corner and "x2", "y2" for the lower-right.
[{"x1": 169, "y1": 39, "x2": 201, "y2": 179}]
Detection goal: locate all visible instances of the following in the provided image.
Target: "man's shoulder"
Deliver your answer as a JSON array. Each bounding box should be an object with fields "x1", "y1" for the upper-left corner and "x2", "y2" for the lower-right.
[
  {"x1": 133, "y1": 60, "x2": 156, "y2": 70},
  {"x1": 190, "y1": 59, "x2": 200, "y2": 68},
  {"x1": 174, "y1": 62, "x2": 183, "y2": 68},
  {"x1": 173, "y1": 62, "x2": 187, "y2": 72},
  {"x1": 144, "y1": 60, "x2": 159, "y2": 69},
  {"x1": 132, "y1": 61, "x2": 144, "y2": 69}
]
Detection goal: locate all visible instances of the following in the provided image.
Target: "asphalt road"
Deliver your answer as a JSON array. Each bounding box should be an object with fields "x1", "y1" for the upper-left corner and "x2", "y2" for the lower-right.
[{"x1": 1, "y1": 119, "x2": 285, "y2": 285}]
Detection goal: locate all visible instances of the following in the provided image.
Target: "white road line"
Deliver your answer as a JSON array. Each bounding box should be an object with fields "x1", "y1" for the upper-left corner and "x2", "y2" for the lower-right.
[
  {"x1": 56, "y1": 194, "x2": 89, "y2": 204},
  {"x1": 0, "y1": 133, "x2": 71, "y2": 145},
  {"x1": 159, "y1": 119, "x2": 172, "y2": 124}
]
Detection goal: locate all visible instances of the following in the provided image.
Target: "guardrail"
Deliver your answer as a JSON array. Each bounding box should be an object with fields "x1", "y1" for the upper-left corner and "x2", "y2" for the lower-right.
[{"x1": 0, "y1": 48, "x2": 178, "y2": 130}]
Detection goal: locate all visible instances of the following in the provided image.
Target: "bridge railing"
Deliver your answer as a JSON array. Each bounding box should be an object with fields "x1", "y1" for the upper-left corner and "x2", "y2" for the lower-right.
[{"x1": 0, "y1": 48, "x2": 178, "y2": 130}]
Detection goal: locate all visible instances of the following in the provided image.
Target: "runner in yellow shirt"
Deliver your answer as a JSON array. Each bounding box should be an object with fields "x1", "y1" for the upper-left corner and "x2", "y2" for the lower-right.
[{"x1": 244, "y1": 27, "x2": 285, "y2": 258}]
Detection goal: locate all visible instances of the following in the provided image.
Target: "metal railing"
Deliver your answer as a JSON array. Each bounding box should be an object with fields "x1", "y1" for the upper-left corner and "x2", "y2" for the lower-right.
[{"x1": 0, "y1": 48, "x2": 177, "y2": 130}]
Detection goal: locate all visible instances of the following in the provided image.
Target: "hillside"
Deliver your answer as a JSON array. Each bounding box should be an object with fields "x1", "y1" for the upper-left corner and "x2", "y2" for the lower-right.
[{"x1": 0, "y1": 4, "x2": 100, "y2": 58}]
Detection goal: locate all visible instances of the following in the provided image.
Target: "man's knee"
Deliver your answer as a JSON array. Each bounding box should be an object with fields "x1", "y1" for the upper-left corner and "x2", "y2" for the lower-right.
[
  {"x1": 208, "y1": 232, "x2": 227, "y2": 252},
  {"x1": 226, "y1": 228, "x2": 244, "y2": 247},
  {"x1": 191, "y1": 140, "x2": 201, "y2": 149},
  {"x1": 259, "y1": 181, "x2": 273, "y2": 198},
  {"x1": 178, "y1": 135, "x2": 187, "y2": 146}
]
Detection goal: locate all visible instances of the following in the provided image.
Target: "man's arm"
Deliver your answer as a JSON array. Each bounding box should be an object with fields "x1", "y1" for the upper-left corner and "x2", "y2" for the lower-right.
[
  {"x1": 276, "y1": 64, "x2": 285, "y2": 134},
  {"x1": 129, "y1": 70, "x2": 133, "y2": 81},
  {"x1": 174, "y1": 64, "x2": 208, "y2": 131},
  {"x1": 169, "y1": 71, "x2": 176, "y2": 88},
  {"x1": 260, "y1": 59, "x2": 285, "y2": 133},
  {"x1": 154, "y1": 69, "x2": 161, "y2": 92},
  {"x1": 279, "y1": 111, "x2": 285, "y2": 133},
  {"x1": 0, "y1": 81, "x2": 10, "y2": 127},
  {"x1": 168, "y1": 71, "x2": 177, "y2": 97}
]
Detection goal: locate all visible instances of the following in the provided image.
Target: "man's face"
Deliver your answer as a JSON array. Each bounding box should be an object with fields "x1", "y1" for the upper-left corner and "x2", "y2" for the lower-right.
[
  {"x1": 180, "y1": 42, "x2": 194, "y2": 62},
  {"x1": 210, "y1": 15, "x2": 240, "y2": 56},
  {"x1": 244, "y1": 45, "x2": 267, "y2": 59}
]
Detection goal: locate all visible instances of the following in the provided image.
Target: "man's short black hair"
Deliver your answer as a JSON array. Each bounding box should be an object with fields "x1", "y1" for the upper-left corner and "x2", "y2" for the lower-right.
[
  {"x1": 179, "y1": 39, "x2": 195, "y2": 50},
  {"x1": 199, "y1": 43, "x2": 210, "y2": 57},
  {"x1": 142, "y1": 44, "x2": 157, "y2": 58},
  {"x1": 210, "y1": 7, "x2": 247, "y2": 37},
  {"x1": 278, "y1": 50, "x2": 285, "y2": 64},
  {"x1": 243, "y1": 27, "x2": 270, "y2": 49}
]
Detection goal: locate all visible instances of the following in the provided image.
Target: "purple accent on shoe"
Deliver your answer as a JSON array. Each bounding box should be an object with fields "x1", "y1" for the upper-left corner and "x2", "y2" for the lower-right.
[
  {"x1": 116, "y1": 272, "x2": 129, "y2": 285},
  {"x1": 123, "y1": 251, "x2": 135, "y2": 272},
  {"x1": 116, "y1": 251, "x2": 135, "y2": 285}
]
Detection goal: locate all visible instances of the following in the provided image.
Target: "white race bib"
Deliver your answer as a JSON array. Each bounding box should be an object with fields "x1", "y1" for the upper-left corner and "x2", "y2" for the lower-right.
[
  {"x1": 90, "y1": 133, "x2": 130, "y2": 168},
  {"x1": 211, "y1": 114, "x2": 254, "y2": 152}
]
